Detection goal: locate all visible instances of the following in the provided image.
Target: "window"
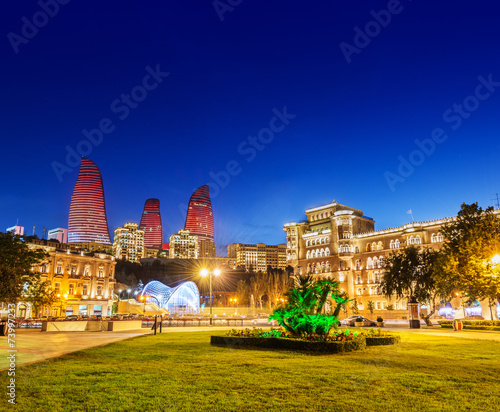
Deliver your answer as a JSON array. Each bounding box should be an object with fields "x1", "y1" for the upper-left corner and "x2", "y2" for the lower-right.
[
  {"x1": 56, "y1": 264, "x2": 62, "y2": 274},
  {"x1": 415, "y1": 235, "x2": 421, "y2": 245},
  {"x1": 356, "y1": 274, "x2": 362, "y2": 284},
  {"x1": 40, "y1": 264, "x2": 47, "y2": 273},
  {"x1": 326, "y1": 262, "x2": 331, "y2": 272},
  {"x1": 325, "y1": 248, "x2": 330, "y2": 256},
  {"x1": 84, "y1": 265, "x2": 90, "y2": 277},
  {"x1": 390, "y1": 240, "x2": 395, "y2": 249},
  {"x1": 70, "y1": 265, "x2": 76, "y2": 275},
  {"x1": 55, "y1": 283, "x2": 61, "y2": 293},
  {"x1": 376, "y1": 302, "x2": 381, "y2": 310},
  {"x1": 97, "y1": 285, "x2": 103, "y2": 296},
  {"x1": 431, "y1": 233, "x2": 436, "y2": 243},
  {"x1": 395, "y1": 239, "x2": 400, "y2": 248},
  {"x1": 366, "y1": 244, "x2": 371, "y2": 252},
  {"x1": 437, "y1": 233, "x2": 443, "y2": 242},
  {"x1": 339, "y1": 273, "x2": 345, "y2": 282},
  {"x1": 306, "y1": 251, "x2": 310, "y2": 259},
  {"x1": 367, "y1": 257, "x2": 373, "y2": 269},
  {"x1": 377, "y1": 241, "x2": 383, "y2": 250},
  {"x1": 69, "y1": 284, "x2": 75, "y2": 295},
  {"x1": 374, "y1": 272, "x2": 381, "y2": 283},
  {"x1": 83, "y1": 284, "x2": 88, "y2": 296},
  {"x1": 394, "y1": 302, "x2": 399, "y2": 310},
  {"x1": 372, "y1": 242, "x2": 377, "y2": 251},
  {"x1": 356, "y1": 288, "x2": 362, "y2": 296},
  {"x1": 355, "y1": 259, "x2": 361, "y2": 270},
  {"x1": 98, "y1": 267, "x2": 104, "y2": 277}
]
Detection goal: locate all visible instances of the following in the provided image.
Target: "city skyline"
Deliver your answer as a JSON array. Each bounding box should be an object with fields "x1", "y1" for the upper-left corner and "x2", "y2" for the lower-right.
[{"x1": 2, "y1": 2, "x2": 500, "y2": 250}]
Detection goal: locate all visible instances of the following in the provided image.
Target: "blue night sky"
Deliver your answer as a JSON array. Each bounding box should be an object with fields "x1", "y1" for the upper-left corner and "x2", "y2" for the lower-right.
[{"x1": 1, "y1": 1, "x2": 500, "y2": 255}]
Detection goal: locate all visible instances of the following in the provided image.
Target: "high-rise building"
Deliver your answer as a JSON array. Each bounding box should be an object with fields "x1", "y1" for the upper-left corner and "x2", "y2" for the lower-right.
[
  {"x1": 48, "y1": 228, "x2": 68, "y2": 244},
  {"x1": 68, "y1": 157, "x2": 111, "y2": 244},
  {"x1": 169, "y1": 229, "x2": 198, "y2": 259},
  {"x1": 184, "y1": 185, "x2": 214, "y2": 242},
  {"x1": 113, "y1": 223, "x2": 144, "y2": 263},
  {"x1": 6, "y1": 225, "x2": 24, "y2": 236},
  {"x1": 139, "y1": 198, "x2": 163, "y2": 248},
  {"x1": 227, "y1": 243, "x2": 287, "y2": 271}
]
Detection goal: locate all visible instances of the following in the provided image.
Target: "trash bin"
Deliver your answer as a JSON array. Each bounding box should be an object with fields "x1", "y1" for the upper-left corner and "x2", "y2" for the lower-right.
[
  {"x1": 453, "y1": 320, "x2": 463, "y2": 331},
  {"x1": 0, "y1": 321, "x2": 6, "y2": 336}
]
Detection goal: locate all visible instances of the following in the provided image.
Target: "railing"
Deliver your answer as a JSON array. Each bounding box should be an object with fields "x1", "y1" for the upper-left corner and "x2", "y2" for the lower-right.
[{"x1": 142, "y1": 318, "x2": 245, "y2": 328}]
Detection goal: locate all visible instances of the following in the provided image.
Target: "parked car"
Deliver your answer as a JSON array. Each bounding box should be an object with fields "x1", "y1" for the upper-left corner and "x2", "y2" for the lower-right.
[
  {"x1": 341, "y1": 316, "x2": 377, "y2": 327},
  {"x1": 64, "y1": 315, "x2": 80, "y2": 321},
  {"x1": 252, "y1": 317, "x2": 277, "y2": 326}
]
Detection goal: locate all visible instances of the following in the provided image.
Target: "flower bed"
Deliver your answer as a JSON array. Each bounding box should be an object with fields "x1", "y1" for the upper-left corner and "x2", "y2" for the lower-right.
[
  {"x1": 211, "y1": 328, "x2": 400, "y2": 353},
  {"x1": 438, "y1": 320, "x2": 500, "y2": 331},
  {"x1": 210, "y1": 335, "x2": 366, "y2": 353}
]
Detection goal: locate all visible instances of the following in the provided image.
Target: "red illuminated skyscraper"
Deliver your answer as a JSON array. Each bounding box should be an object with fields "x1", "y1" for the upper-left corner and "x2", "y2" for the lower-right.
[
  {"x1": 68, "y1": 157, "x2": 111, "y2": 244},
  {"x1": 184, "y1": 185, "x2": 214, "y2": 242},
  {"x1": 139, "y1": 198, "x2": 163, "y2": 248}
]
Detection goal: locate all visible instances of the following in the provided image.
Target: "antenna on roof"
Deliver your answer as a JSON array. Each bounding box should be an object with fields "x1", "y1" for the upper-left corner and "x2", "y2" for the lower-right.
[{"x1": 492, "y1": 193, "x2": 500, "y2": 209}]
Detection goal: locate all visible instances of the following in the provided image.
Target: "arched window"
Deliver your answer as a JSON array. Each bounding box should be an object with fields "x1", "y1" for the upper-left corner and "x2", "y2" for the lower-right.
[
  {"x1": 395, "y1": 239, "x2": 400, "y2": 248},
  {"x1": 390, "y1": 240, "x2": 395, "y2": 249},
  {"x1": 415, "y1": 235, "x2": 421, "y2": 245},
  {"x1": 326, "y1": 262, "x2": 331, "y2": 272},
  {"x1": 374, "y1": 272, "x2": 381, "y2": 283},
  {"x1": 325, "y1": 248, "x2": 330, "y2": 256},
  {"x1": 321, "y1": 262, "x2": 326, "y2": 272},
  {"x1": 292, "y1": 253, "x2": 296, "y2": 260},
  {"x1": 437, "y1": 233, "x2": 443, "y2": 242},
  {"x1": 356, "y1": 274, "x2": 362, "y2": 284},
  {"x1": 306, "y1": 251, "x2": 310, "y2": 259},
  {"x1": 379, "y1": 256, "x2": 384, "y2": 268},
  {"x1": 367, "y1": 257, "x2": 373, "y2": 269},
  {"x1": 357, "y1": 288, "x2": 363, "y2": 296},
  {"x1": 320, "y1": 248, "x2": 325, "y2": 257},
  {"x1": 366, "y1": 244, "x2": 371, "y2": 252},
  {"x1": 431, "y1": 233, "x2": 436, "y2": 243},
  {"x1": 355, "y1": 246, "x2": 359, "y2": 253},
  {"x1": 373, "y1": 256, "x2": 379, "y2": 269},
  {"x1": 307, "y1": 264, "x2": 312, "y2": 274},
  {"x1": 409, "y1": 236, "x2": 415, "y2": 245},
  {"x1": 377, "y1": 241, "x2": 383, "y2": 250}
]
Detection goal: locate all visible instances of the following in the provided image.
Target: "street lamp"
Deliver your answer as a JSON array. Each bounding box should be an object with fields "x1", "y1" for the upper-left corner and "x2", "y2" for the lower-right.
[
  {"x1": 127, "y1": 288, "x2": 131, "y2": 299},
  {"x1": 200, "y1": 268, "x2": 221, "y2": 326},
  {"x1": 118, "y1": 289, "x2": 122, "y2": 302}
]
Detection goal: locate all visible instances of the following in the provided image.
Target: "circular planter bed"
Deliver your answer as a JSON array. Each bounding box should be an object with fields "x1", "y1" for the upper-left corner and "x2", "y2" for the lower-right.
[
  {"x1": 365, "y1": 335, "x2": 401, "y2": 346},
  {"x1": 211, "y1": 335, "x2": 366, "y2": 353}
]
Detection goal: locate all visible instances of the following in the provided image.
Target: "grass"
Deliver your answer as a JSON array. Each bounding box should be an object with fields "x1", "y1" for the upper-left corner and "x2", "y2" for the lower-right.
[{"x1": 2, "y1": 330, "x2": 500, "y2": 412}]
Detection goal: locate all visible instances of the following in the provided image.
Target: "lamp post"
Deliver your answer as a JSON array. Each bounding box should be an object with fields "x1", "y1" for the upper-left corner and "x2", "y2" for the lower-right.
[
  {"x1": 200, "y1": 268, "x2": 221, "y2": 326},
  {"x1": 127, "y1": 288, "x2": 131, "y2": 300}
]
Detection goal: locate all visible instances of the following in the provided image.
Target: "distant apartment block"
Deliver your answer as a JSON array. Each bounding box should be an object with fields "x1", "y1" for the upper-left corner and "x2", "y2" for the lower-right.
[
  {"x1": 169, "y1": 229, "x2": 198, "y2": 259},
  {"x1": 48, "y1": 228, "x2": 68, "y2": 244},
  {"x1": 6, "y1": 225, "x2": 24, "y2": 236},
  {"x1": 227, "y1": 243, "x2": 287, "y2": 271},
  {"x1": 113, "y1": 223, "x2": 145, "y2": 263}
]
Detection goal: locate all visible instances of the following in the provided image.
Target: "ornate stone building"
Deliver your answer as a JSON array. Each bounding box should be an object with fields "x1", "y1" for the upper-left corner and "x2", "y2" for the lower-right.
[
  {"x1": 23, "y1": 239, "x2": 116, "y2": 318},
  {"x1": 284, "y1": 200, "x2": 450, "y2": 319}
]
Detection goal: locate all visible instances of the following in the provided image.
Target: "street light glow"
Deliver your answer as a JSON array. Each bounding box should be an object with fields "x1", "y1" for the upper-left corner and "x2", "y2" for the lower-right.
[
  {"x1": 200, "y1": 268, "x2": 209, "y2": 277},
  {"x1": 214, "y1": 268, "x2": 221, "y2": 276},
  {"x1": 492, "y1": 254, "x2": 500, "y2": 265}
]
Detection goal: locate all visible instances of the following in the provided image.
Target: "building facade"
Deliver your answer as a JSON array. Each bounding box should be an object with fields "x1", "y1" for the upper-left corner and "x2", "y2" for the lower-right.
[
  {"x1": 227, "y1": 243, "x2": 287, "y2": 271},
  {"x1": 284, "y1": 200, "x2": 452, "y2": 319},
  {"x1": 139, "y1": 198, "x2": 163, "y2": 248},
  {"x1": 199, "y1": 239, "x2": 217, "y2": 258},
  {"x1": 113, "y1": 223, "x2": 145, "y2": 263},
  {"x1": 68, "y1": 157, "x2": 111, "y2": 244},
  {"x1": 169, "y1": 229, "x2": 198, "y2": 259},
  {"x1": 20, "y1": 239, "x2": 116, "y2": 318},
  {"x1": 6, "y1": 225, "x2": 25, "y2": 236},
  {"x1": 48, "y1": 228, "x2": 68, "y2": 244}
]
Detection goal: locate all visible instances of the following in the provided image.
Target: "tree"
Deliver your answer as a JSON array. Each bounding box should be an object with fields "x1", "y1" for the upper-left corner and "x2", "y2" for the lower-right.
[
  {"x1": 24, "y1": 278, "x2": 57, "y2": 317},
  {"x1": 266, "y1": 267, "x2": 290, "y2": 309},
  {"x1": 269, "y1": 275, "x2": 343, "y2": 335},
  {"x1": 380, "y1": 245, "x2": 440, "y2": 325},
  {"x1": 434, "y1": 202, "x2": 500, "y2": 305},
  {"x1": 350, "y1": 299, "x2": 359, "y2": 315},
  {"x1": 367, "y1": 300, "x2": 375, "y2": 317},
  {"x1": 249, "y1": 272, "x2": 267, "y2": 309},
  {"x1": 0, "y1": 232, "x2": 48, "y2": 304},
  {"x1": 236, "y1": 279, "x2": 250, "y2": 306}
]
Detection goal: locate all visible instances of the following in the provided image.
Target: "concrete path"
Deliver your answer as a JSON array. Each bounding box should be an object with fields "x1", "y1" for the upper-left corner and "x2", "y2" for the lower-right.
[{"x1": 0, "y1": 326, "x2": 244, "y2": 369}]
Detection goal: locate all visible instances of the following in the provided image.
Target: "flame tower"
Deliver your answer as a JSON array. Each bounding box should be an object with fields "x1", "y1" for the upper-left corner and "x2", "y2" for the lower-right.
[
  {"x1": 139, "y1": 198, "x2": 163, "y2": 248},
  {"x1": 184, "y1": 185, "x2": 214, "y2": 241},
  {"x1": 68, "y1": 157, "x2": 111, "y2": 244}
]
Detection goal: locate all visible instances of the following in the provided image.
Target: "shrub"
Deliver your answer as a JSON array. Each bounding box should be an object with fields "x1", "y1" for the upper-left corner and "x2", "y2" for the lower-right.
[{"x1": 376, "y1": 316, "x2": 383, "y2": 322}]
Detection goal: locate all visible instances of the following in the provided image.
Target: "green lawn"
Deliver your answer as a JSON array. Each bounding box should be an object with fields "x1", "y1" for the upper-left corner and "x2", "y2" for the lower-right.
[{"x1": 2, "y1": 330, "x2": 500, "y2": 412}]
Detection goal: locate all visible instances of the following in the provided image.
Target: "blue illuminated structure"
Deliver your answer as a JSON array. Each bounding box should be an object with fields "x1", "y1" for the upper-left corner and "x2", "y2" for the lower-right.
[{"x1": 141, "y1": 280, "x2": 200, "y2": 314}]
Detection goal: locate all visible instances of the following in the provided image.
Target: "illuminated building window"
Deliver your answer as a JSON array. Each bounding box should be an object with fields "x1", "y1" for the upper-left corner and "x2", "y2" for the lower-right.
[{"x1": 69, "y1": 284, "x2": 74, "y2": 295}]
